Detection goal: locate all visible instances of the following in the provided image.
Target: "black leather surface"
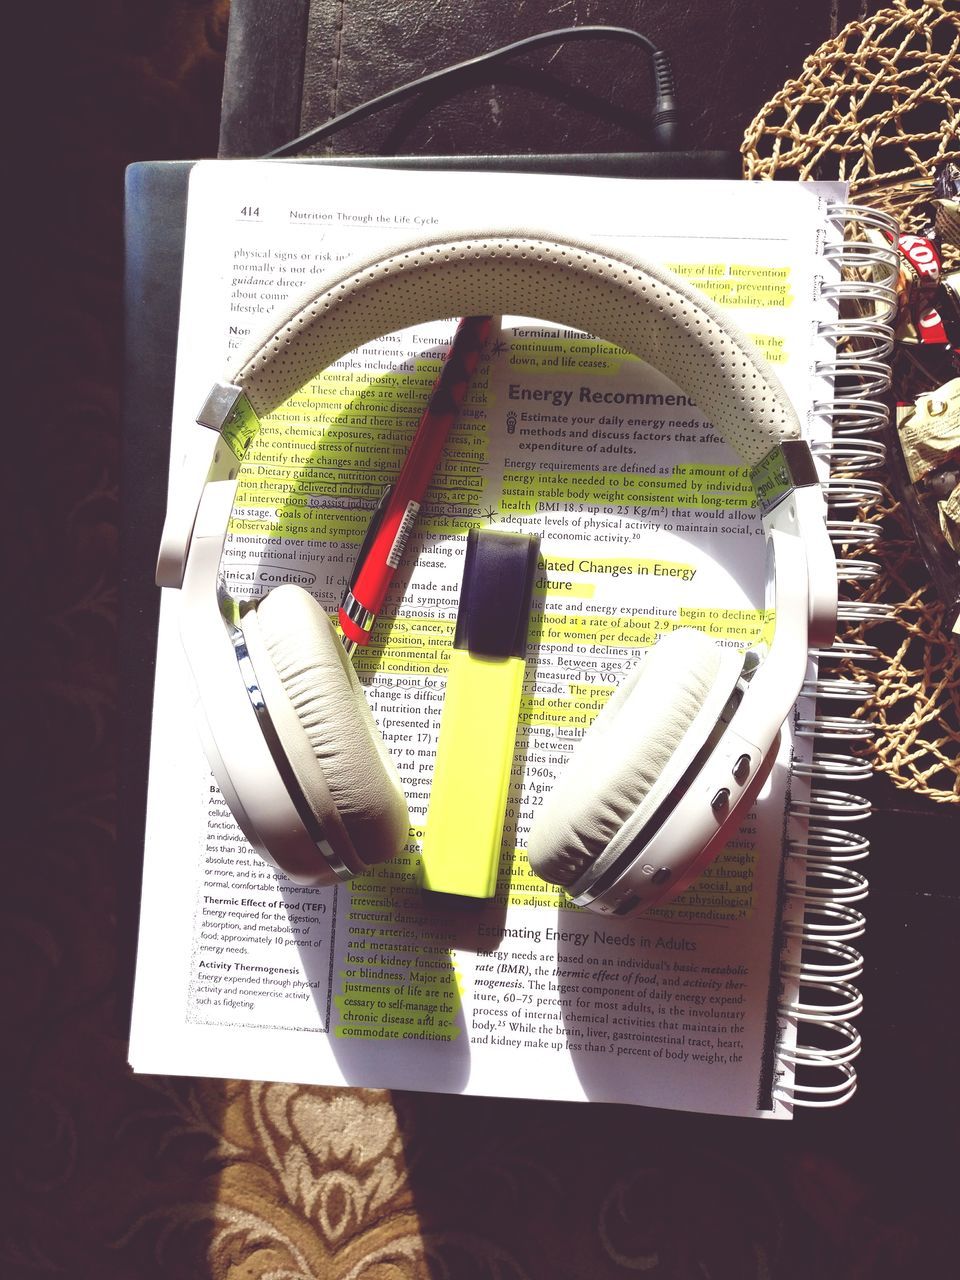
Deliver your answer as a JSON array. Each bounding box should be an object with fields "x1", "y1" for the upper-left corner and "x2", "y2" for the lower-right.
[
  {"x1": 220, "y1": 0, "x2": 312, "y2": 156},
  {"x1": 221, "y1": 0, "x2": 851, "y2": 159}
]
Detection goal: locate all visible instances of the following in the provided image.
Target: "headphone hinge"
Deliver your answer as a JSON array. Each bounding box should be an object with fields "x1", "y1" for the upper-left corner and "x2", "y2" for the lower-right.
[
  {"x1": 197, "y1": 382, "x2": 261, "y2": 462},
  {"x1": 750, "y1": 440, "x2": 819, "y2": 516}
]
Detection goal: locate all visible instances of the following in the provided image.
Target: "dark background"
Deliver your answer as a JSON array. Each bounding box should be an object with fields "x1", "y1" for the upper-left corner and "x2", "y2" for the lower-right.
[
  {"x1": 220, "y1": 0, "x2": 871, "y2": 158},
  {"x1": 6, "y1": 2, "x2": 958, "y2": 1277}
]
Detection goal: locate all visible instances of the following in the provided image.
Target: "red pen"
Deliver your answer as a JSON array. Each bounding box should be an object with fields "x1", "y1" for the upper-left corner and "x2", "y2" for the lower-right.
[{"x1": 338, "y1": 314, "x2": 493, "y2": 654}]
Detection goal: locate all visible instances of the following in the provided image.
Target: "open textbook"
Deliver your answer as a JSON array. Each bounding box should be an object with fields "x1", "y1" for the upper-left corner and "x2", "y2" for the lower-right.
[{"x1": 127, "y1": 161, "x2": 894, "y2": 1116}]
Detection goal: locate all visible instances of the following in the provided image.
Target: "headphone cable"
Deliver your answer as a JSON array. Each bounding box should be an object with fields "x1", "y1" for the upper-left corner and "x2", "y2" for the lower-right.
[{"x1": 264, "y1": 25, "x2": 680, "y2": 158}]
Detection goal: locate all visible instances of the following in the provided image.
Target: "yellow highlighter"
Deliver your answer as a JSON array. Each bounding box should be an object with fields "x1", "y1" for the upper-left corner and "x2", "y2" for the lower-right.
[{"x1": 421, "y1": 529, "x2": 540, "y2": 902}]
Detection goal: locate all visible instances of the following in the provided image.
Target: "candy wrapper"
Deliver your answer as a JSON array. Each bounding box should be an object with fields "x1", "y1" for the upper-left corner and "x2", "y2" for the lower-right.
[
  {"x1": 892, "y1": 376, "x2": 960, "y2": 634},
  {"x1": 896, "y1": 377, "x2": 960, "y2": 482},
  {"x1": 938, "y1": 485, "x2": 960, "y2": 553},
  {"x1": 935, "y1": 270, "x2": 960, "y2": 344},
  {"x1": 884, "y1": 162, "x2": 960, "y2": 638},
  {"x1": 895, "y1": 231, "x2": 943, "y2": 343},
  {"x1": 933, "y1": 159, "x2": 960, "y2": 250}
]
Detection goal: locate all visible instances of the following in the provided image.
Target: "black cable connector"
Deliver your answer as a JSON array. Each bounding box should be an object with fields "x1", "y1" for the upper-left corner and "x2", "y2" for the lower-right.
[
  {"x1": 650, "y1": 49, "x2": 681, "y2": 149},
  {"x1": 265, "y1": 25, "x2": 682, "y2": 158}
]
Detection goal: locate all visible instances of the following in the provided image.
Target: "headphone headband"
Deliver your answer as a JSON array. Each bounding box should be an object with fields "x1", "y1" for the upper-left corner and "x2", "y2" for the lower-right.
[
  {"x1": 227, "y1": 231, "x2": 801, "y2": 468},
  {"x1": 160, "y1": 224, "x2": 837, "y2": 892}
]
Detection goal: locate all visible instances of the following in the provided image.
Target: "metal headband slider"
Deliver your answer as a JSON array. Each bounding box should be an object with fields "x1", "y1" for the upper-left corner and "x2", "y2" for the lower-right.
[
  {"x1": 750, "y1": 440, "x2": 820, "y2": 515},
  {"x1": 197, "y1": 382, "x2": 261, "y2": 462}
]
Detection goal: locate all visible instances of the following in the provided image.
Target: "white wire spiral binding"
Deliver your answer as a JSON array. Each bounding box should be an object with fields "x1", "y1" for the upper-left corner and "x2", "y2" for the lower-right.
[
  {"x1": 791, "y1": 752, "x2": 873, "y2": 781},
  {"x1": 813, "y1": 438, "x2": 888, "y2": 472},
  {"x1": 778, "y1": 201, "x2": 898, "y2": 1109},
  {"x1": 826, "y1": 477, "x2": 888, "y2": 509},
  {"x1": 802, "y1": 675, "x2": 876, "y2": 701},
  {"x1": 827, "y1": 517, "x2": 883, "y2": 547},
  {"x1": 834, "y1": 558, "x2": 881, "y2": 584}
]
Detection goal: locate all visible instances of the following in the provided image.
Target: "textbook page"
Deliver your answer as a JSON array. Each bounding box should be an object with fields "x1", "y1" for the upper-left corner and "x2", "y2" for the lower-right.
[{"x1": 130, "y1": 162, "x2": 844, "y2": 1116}]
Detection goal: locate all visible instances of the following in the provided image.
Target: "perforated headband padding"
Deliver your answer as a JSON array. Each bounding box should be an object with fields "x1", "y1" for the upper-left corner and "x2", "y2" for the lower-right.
[{"x1": 229, "y1": 230, "x2": 801, "y2": 468}]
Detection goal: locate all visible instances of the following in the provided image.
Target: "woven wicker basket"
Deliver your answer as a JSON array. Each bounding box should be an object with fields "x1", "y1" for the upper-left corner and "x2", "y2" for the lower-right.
[{"x1": 742, "y1": 0, "x2": 959, "y2": 801}]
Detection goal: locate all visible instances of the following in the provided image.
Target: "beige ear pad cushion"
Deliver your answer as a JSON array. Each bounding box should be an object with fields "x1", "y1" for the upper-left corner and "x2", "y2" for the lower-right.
[
  {"x1": 526, "y1": 629, "x2": 727, "y2": 888},
  {"x1": 246, "y1": 584, "x2": 409, "y2": 867}
]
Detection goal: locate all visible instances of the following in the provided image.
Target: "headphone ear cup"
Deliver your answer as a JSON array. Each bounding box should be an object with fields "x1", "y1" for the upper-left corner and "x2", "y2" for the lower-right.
[
  {"x1": 526, "y1": 628, "x2": 740, "y2": 889},
  {"x1": 242, "y1": 584, "x2": 409, "y2": 868}
]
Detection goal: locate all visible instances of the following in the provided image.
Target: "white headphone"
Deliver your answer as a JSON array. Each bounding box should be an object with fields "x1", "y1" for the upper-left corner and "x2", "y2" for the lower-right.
[{"x1": 157, "y1": 229, "x2": 836, "y2": 913}]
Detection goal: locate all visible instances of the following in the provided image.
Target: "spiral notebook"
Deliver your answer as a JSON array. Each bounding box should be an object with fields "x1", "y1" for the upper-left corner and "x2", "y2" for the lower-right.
[{"x1": 125, "y1": 161, "x2": 898, "y2": 1116}]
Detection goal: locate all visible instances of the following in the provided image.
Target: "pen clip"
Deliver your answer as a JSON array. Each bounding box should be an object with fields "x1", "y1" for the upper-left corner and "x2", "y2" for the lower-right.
[{"x1": 346, "y1": 483, "x2": 394, "y2": 596}]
